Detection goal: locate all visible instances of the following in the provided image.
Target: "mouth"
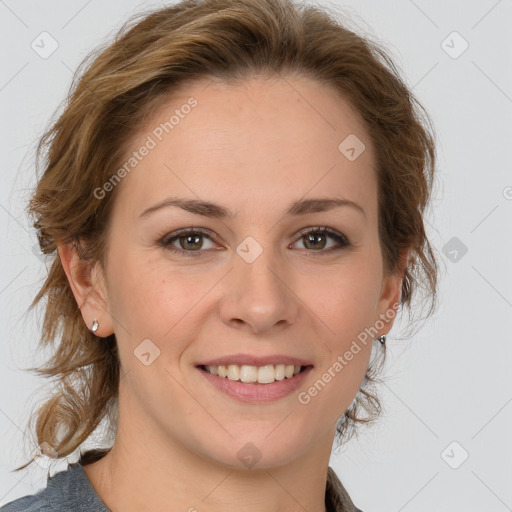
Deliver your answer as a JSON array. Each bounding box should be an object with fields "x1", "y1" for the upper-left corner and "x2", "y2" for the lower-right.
[
  {"x1": 196, "y1": 363, "x2": 312, "y2": 385},
  {"x1": 195, "y1": 363, "x2": 314, "y2": 403}
]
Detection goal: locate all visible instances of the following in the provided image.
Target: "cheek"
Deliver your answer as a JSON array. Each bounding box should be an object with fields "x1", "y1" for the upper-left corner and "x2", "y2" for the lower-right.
[
  {"x1": 106, "y1": 250, "x2": 213, "y2": 358},
  {"x1": 106, "y1": 245, "x2": 173, "y2": 321},
  {"x1": 303, "y1": 260, "x2": 382, "y2": 342},
  {"x1": 296, "y1": 258, "x2": 381, "y2": 406}
]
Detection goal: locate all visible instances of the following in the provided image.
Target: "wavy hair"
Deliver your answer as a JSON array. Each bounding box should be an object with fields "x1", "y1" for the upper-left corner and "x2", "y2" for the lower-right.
[{"x1": 13, "y1": 0, "x2": 439, "y2": 471}]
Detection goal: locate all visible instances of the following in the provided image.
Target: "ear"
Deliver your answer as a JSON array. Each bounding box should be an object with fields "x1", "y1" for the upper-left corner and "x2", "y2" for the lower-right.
[
  {"x1": 57, "y1": 241, "x2": 114, "y2": 338},
  {"x1": 374, "y1": 248, "x2": 409, "y2": 337}
]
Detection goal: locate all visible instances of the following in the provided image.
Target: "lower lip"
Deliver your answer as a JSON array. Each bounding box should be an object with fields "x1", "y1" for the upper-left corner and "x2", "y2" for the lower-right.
[{"x1": 197, "y1": 366, "x2": 313, "y2": 403}]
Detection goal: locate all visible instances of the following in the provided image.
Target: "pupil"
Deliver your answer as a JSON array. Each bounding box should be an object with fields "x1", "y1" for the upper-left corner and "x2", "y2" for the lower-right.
[
  {"x1": 305, "y1": 233, "x2": 325, "y2": 250},
  {"x1": 182, "y1": 234, "x2": 201, "y2": 250}
]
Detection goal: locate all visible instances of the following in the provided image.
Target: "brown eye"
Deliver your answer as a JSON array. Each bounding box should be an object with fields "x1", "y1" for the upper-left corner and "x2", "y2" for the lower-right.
[
  {"x1": 302, "y1": 232, "x2": 328, "y2": 250},
  {"x1": 158, "y1": 226, "x2": 351, "y2": 258},
  {"x1": 293, "y1": 227, "x2": 351, "y2": 254},
  {"x1": 160, "y1": 229, "x2": 216, "y2": 257},
  {"x1": 176, "y1": 233, "x2": 203, "y2": 251}
]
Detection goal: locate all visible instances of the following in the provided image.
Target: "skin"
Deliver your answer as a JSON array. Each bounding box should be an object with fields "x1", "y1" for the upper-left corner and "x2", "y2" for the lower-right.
[{"x1": 59, "y1": 74, "x2": 406, "y2": 512}]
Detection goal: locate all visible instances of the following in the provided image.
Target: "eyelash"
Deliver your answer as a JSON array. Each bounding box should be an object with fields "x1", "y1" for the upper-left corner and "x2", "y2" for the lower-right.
[{"x1": 157, "y1": 226, "x2": 352, "y2": 258}]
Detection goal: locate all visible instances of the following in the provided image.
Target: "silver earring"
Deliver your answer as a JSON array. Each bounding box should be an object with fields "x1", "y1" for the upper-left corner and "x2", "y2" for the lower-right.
[
  {"x1": 378, "y1": 334, "x2": 386, "y2": 344},
  {"x1": 91, "y1": 319, "x2": 99, "y2": 333}
]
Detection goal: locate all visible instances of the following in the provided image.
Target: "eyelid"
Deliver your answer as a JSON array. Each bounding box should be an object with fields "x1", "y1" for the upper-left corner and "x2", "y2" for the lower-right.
[
  {"x1": 158, "y1": 225, "x2": 351, "y2": 257},
  {"x1": 291, "y1": 226, "x2": 351, "y2": 253},
  {"x1": 159, "y1": 226, "x2": 217, "y2": 244},
  {"x1": 294, "y1": 226, "x2": 349, "y2": 243}
]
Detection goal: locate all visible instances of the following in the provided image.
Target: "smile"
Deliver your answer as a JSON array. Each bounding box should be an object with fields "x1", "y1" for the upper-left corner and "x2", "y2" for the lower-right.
[
  {"x1": 196, "y1": 364, "x2": 314, "y2": 403},
  {"x1": 201, "y1": 363, "x2": 308, "y2": 384}
]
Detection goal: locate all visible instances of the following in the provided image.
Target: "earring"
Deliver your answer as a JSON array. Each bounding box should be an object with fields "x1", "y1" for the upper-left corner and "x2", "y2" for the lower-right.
[
  {"x1": 378, "y1": 334, "x2": 386, "y2": 344},
  {"x1": 91, "y1": 319, "x2": 99, "y2": 333}
]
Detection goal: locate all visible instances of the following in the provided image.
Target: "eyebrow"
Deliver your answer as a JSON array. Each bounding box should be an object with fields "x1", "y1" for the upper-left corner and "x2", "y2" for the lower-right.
[{"x1": 139, "y1": 196, "x2": 367, "y2": 220}]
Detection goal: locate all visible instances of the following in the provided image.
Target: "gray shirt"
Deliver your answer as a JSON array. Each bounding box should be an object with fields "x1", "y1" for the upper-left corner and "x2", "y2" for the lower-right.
[
  {"x1": 0, "y1": 462, "x2": 363, "y2": 512},
  {"x1": 0, "y1": 464, "x2": 109, "y2": 512}
]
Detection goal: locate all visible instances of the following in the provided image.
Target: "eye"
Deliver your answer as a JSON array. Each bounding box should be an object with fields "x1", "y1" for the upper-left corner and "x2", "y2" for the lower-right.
[
  {"x1": 158, "y1": 226, "x2": 351, "y2": 258},
  {"x1": 291, "y1": 226, "x2": 351, "y2": 255},
  {"x1": 158, "y1": 228, "x2": 217, "y2": 257}
]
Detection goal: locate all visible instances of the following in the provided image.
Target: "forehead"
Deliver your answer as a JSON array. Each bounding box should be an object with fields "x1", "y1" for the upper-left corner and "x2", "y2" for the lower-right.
[{"x1": 112, "y1": 75, "x2": 377, "y2": 222}]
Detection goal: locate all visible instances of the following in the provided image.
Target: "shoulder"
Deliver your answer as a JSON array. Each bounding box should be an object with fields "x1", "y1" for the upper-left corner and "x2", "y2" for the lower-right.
[
  {"x1": 0, "y1": 462, "x2": 109, "y2": 512},
  {"x1": 0, "y1": 490, "x2": 52, "y2": 512},
  {"x1": 326, "y1": 465, "x2": 365, "y2": 512}
]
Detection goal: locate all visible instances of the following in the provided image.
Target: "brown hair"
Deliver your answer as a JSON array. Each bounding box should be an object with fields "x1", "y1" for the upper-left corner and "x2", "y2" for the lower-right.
[{"x1": 14, "y1": 0, "x2": 439, "y2": 471}]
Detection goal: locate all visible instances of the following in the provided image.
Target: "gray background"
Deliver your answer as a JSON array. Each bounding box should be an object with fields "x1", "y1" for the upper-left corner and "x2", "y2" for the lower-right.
[{"x1": 0, "y1": 0, "x2": 511, "y2": 510}]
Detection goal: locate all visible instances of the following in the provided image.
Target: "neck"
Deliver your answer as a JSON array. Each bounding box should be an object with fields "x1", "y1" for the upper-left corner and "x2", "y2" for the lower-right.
[{"x1": 81, "y1": 388, "x2": 334, "y2": 512}]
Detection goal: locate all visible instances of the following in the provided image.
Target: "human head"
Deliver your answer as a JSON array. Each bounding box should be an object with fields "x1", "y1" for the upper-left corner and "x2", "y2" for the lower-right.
[{"x1": 17, "y1": 0, "x2": 438, "y2": 471}]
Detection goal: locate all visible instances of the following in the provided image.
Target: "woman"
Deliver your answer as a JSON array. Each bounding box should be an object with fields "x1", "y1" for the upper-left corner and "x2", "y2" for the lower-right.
[{"x1": 1, "y1": 0, "x2": 439, "y2": 510}]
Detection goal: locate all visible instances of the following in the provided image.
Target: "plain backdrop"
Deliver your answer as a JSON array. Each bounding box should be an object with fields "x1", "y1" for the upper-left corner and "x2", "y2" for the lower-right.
[{"x1": 0, "y1": 1, "x2": 511, "y2": 511}]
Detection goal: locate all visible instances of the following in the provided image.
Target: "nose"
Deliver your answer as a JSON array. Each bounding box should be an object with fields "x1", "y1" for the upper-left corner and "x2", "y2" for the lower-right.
[{"x1": 218, "y1": 246, "x2": 300, "y2": 334}]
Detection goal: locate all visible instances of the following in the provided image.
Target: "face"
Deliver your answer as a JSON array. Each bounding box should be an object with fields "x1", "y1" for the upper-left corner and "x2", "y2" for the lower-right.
[{"x1": 81, "y1": 75, "x2": 402, "y2": 469}]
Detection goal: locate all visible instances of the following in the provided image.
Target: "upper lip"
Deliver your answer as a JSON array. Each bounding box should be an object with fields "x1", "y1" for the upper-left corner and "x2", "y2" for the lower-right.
[{"x1": 196, "y1": 354, "x2": 313, "y2": 367}]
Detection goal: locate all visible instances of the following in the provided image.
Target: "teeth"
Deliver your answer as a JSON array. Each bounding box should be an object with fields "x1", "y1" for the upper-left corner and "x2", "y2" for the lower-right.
[{"x1": 204, "y1": 364, "x2": 304, "y2": 384}]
